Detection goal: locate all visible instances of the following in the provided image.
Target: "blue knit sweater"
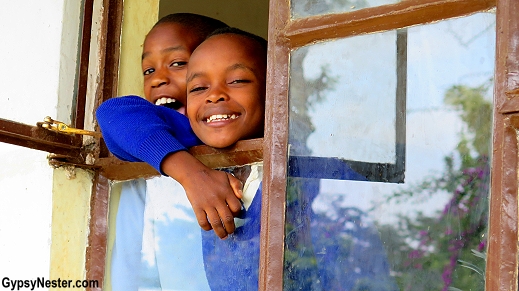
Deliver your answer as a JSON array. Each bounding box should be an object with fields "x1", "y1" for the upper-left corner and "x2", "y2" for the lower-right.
[{"x1": 96, "y1": 95, "x2": 201, "y2": 174}]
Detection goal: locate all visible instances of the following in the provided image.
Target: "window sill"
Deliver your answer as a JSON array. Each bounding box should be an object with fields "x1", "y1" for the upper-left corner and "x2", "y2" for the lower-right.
[{"x1": 96, "y1": 138, "x2": 264, "y2": 181}]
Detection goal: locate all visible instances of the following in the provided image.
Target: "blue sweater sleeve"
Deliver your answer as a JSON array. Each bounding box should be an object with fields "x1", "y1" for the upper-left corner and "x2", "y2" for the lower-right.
[{"x1": 96, "y1": 95, "x2": 202, "y2": 174}]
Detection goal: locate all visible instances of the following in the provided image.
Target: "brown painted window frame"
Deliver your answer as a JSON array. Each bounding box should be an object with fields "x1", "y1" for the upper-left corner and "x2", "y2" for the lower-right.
[{"x1": 260, "y1": 0, "x2": 518, "y2": 291}]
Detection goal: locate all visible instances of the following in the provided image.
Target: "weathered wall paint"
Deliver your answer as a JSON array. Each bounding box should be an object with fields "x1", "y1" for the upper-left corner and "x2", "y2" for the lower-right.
[
  {"x1": 0, "y1": 0, "x2": 83, "y2": 285},
  {"x1": 49, "y1": 167, "x2": 93, "y2": 291},
  {"x1": 48, "y1": 0, "x2": 116, "y2": 287}
]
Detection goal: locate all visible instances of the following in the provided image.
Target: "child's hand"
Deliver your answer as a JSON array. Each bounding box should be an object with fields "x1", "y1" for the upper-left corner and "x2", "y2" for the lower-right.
[
  {"x1": 186, "y1": 169, "x2": 244, "y2": 239},
  {"x1": 161, "y1": 151, "x2": 244, "y2": 239}
]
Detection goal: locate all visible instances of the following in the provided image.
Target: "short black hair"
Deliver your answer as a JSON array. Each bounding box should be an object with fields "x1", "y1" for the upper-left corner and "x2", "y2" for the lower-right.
[
  {"x1": 154, "y1": 13, "x2": 229, "y2": 39},
  {"x1": 207, "y1": 27, "x2": 268, "y2": 54}
]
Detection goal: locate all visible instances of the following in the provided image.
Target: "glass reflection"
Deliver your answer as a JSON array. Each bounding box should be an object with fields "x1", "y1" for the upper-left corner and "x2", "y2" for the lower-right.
[
  {"x1": 285, "y1": 12, "x2": 494, "y2": 291},
  {"x1": 289, "y1": 30, "x2": 405, "y2": 182},
  {"x1": 289, "y1": 31, "x2": 398, "y2": 163},
  {"x1": 291, "y1": 0, "x2": 398, "y2": 18},
  {"x1": 137, "y1": 164, "x2": 262, "y2": 291}
]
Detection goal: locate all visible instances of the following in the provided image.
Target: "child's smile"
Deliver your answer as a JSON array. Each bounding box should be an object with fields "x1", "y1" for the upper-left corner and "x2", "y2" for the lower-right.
[
  {"x1": 205, "y1": 113, "x2": 240, "y2": 123},
  {"x1": 154, "y1": 96, "x2": 184, "y2": 111}
]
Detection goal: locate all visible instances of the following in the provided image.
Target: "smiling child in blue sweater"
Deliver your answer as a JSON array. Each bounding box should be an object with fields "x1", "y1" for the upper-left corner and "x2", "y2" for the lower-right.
[{"x1": 97, "y1": 14, "x2": 245, "y2": 239}]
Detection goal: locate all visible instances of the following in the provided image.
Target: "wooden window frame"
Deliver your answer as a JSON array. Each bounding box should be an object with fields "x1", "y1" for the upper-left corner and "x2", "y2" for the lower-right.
[
  {"x1": 486, "y1": 0, "x2": 519, "y2": 289},
  {"x1": 85, "y1": 0, "x2": 519, "y2": 289},
  {"x1": 261, "y1": 0, "x2": 518, "y2": 291}
]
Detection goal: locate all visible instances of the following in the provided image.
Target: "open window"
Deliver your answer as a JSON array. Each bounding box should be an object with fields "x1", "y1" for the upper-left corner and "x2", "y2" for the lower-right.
[
  {"x1": 262, "y1": 0, "x2": 518, "y2": 290},
  {"x1": 1, "y1": 0, "x2": 518, "y2": 290}
]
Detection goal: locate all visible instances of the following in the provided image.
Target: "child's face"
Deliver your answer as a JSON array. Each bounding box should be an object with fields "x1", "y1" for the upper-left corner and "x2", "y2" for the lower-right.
[
  {"x1": 142, "y1": 23, "x2": 202, "y2": 114},
  {"x1": 186, "y1": 34, "x2": 266, "y2": 148}
]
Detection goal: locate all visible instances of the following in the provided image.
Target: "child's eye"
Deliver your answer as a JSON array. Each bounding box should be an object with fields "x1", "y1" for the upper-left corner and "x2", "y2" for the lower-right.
[
  {"x1": 143, "y1": 68, "x2": 155, "y2": 76},
  {"x1": 189, "y1": 86, "x2": 207, "y2": 93},
  {"x1": 170, "y1": 61, "x2": 187, "y2": 68},
  {"x1": 229, "y1": 79, "x2": 251, "y2": 84}
]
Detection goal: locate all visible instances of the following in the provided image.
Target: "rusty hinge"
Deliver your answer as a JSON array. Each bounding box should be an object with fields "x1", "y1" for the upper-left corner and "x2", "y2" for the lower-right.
[
  {"x1": 38, "y1": 116, "x2": 103, "y2": 169},
  {"x1": 39, "y1": 116, "x2": 102, "y2": 138}
]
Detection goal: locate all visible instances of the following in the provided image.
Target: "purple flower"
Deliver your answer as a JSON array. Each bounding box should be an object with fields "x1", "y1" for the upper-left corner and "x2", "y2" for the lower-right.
[
  {"x1": 478, "y1": 240, "x2": 486, "y2": 251},
  {"x1": 408, "y1": 250, "x2": 424, "y2": 259}
]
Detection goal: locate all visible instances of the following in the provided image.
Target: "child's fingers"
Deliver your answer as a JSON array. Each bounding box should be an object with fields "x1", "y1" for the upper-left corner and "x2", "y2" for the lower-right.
[
  {"x1": 227, "y1": 196, "x2": 244, "y2": 217},
  {"x1": 216, "y1": 205, "x2": 236, "y2": 236},
  {"x1": 194, "y1": 209, "x2": 213, "y2": 232},
  {"x1": 226, "y1": 173, "x2": 244, "y2": 199},
  {"x1": 207, "y1": 207, "x2": 232, "y2": 239}
]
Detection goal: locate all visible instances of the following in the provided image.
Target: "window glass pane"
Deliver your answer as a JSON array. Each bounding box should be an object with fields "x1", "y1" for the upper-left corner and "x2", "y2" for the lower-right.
[
  {"x1": 0, "y1": 143, "x2": 53, "y2": 279},
  {"x1": 291, "y1": 0, "x2": 398, "y2": 18},
  {"x1": 128, "y1": 164, "x2": 261, "y2": 290},
  {"x1": 289, "y1": 30, "x2": 404, "y2": 182},
  {"x1": 284, "y1": 12, "x2": 494, "y2": 290},
  {"x1": 290, "y1": 32, "x2": 397, "y2": 163}
]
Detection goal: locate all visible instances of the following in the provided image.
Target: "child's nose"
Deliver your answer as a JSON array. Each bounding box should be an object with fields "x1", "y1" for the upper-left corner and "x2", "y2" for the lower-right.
[
  {"x1": 150, "y1": 68, "x2": 169, "y2": 88},
  {"x1": 205, "y1": 87, "x2": 229, "y2": 103}
]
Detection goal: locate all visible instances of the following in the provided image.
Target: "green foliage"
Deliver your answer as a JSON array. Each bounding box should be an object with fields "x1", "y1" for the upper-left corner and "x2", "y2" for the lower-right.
[
  {"x1": 380, "y1": 81, "x2": 492, "y2": 291},
  {"x1": 444, "y1": 83, "x2": 493, "y2": 163}
]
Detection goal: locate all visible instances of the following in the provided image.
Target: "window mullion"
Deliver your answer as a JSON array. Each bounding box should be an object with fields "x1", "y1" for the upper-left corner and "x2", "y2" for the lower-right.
[
  {"x1": 486, "y1": 0, "x2": 519, "y2": 288},
  {"x1": 85, "y1": 0, "x2": 124, "y2": 288},
  {"x1": 259, "y1": 0, "x2": 291, "y2": 290}
]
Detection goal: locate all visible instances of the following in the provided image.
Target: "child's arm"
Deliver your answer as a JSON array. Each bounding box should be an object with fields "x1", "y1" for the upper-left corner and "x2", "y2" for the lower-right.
[
  {"x1": 161, "y1": 151, "x2": 244, "y2": 238},
  {"x1": 96, "y1": 96, "x2": 200, "y2": 169},
  {"x1": 96, "y1": 96, "x2": 243, "y2": 238}
]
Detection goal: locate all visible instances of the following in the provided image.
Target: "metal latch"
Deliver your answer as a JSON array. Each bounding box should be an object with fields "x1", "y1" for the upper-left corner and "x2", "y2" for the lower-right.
[{"x1": 40, "y1": 116, "x2": 102, "y2": 138}]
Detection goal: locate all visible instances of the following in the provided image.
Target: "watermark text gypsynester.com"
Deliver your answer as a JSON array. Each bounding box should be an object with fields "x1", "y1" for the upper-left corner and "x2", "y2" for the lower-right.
[{"x1": 2, "y1": 277, "x2": 99, "y2": 290}]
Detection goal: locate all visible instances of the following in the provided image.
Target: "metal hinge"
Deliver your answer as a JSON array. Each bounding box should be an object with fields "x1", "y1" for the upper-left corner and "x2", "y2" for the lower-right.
[
  {"x1": 39, "y1": 116, "x2": 102, "y2": 138},
  {"x1": 38, "y1": 116, "x2": 103, "y2": 170}
]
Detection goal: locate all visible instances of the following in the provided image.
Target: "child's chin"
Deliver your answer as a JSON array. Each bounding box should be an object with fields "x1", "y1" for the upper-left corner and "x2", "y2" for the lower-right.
[{"x1": 203, "y1": 137, "x2": 238, "y2": 149}]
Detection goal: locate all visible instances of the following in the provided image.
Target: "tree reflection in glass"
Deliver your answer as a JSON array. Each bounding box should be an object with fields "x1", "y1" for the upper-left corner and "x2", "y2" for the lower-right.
[{"x1": 285, "y1": 12, "x2": 495, "y2": 291}]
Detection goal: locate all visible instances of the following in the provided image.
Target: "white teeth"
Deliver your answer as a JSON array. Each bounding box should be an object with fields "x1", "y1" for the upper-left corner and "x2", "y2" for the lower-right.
[
  {"x1": 206, "y1": 114, "x2": 239, "y2": 123},
  {"x1": 155, "y1": 97, "x2": 177, "y2": 106}
]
